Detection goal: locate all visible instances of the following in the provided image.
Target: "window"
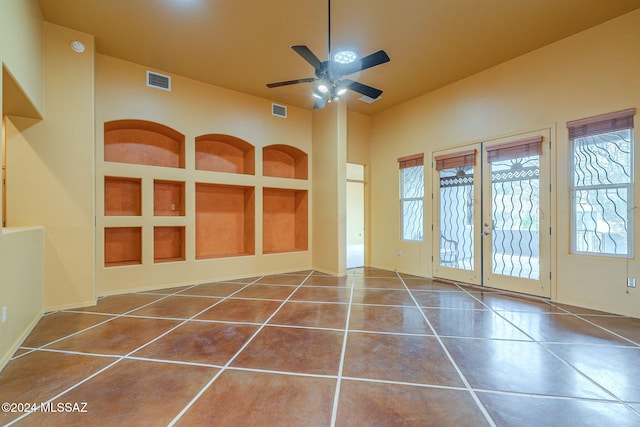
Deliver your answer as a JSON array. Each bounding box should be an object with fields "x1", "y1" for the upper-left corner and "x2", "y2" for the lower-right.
[
  {"x1": 567, "y1": 108, "x2": 635, "y2": 257},
  {"x1": 398, "y1": 154, "x2": 424, "y2": 241}
]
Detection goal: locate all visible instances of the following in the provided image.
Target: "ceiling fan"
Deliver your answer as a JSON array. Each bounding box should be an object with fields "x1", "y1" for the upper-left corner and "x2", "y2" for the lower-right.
[{"x1": 266, "y1": 0, "x2": 390, "y2": 109}]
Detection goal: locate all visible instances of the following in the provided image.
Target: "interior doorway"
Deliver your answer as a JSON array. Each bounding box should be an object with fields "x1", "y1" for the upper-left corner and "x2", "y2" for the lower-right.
[
  {"x1": 346, "y1": 163, "x2": 365, "y2": 269},
  {"x1": 432, "y1": 129, "x2": 551, "y2": 298}
]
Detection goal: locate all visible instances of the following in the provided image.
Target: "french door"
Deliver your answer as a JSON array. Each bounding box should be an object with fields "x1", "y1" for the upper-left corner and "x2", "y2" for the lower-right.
[{"x1": 432, "y1": 130, "x2": 551, "y2": 298}]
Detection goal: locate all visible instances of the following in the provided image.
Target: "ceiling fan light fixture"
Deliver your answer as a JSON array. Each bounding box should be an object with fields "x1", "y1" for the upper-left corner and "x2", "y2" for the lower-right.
[
  {"x1": 336, "y1": 87, "x2": 348, "y2": 96},
  {"x1": 333, "y1": 49, "x2": 358, "y2": 64},
  {"x1": 312, "y1": 91, "x2": 322, "y2": 99},
  {"x1": 317, "y1": 83, "x2": 329, "y2": 93}
]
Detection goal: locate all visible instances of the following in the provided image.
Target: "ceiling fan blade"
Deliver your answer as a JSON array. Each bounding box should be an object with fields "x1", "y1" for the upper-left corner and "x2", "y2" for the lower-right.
[
  {"x1": 340, "y1": 50, "x2": 390, "y2": 76},
  {"x1": 266, "y1": 77, "x2": 317, "y2": 88},
  {"x1": 360, "y1": 50, "x2": 390, "y2": 70},
  {"x1": 343, "y1": 79, "x2": 383, "y2": 99},
  {"x1": 291, "y1": 45, "x2": 323, "y2": 70},
  {"x1": 313, "y1": 96, "x2": 328, "y2": 109}
]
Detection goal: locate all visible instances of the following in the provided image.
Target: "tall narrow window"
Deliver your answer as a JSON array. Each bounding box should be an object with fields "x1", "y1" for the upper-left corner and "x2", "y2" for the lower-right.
[
  {"x1": 398, "y1": 154, "x2": 424, "y2": 241},
  {"x1": 567, "y1": 108, "x2": 635, "y2": 257}
]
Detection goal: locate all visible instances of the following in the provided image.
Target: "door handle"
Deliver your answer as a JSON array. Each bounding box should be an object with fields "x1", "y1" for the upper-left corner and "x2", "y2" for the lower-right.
[{"x1": 483, "y1": 231, "x2": 491, "y2": 236}]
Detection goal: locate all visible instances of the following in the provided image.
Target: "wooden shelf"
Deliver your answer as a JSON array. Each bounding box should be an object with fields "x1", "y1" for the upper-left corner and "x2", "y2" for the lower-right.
[
  {"x1": 195, "y1": 134, "x2": 255, "y2": 175},
  {"x1": 104, "y1": 227, "x2": 142, "y2": 267},
  {"x1": 104, "y1": 119, "x2": 185, "y2": 168},
  {"x1": 263, "y1": 188, "x2": 308, "y2": 254},
  {"x1": 263, "y1": 144, "x2": 308, "y2": 179},
  {"x1": 104, "y1": 176, "x2": 141, "y2": 216},
  {"x1": 154, "y1": 180, "x2": 185, "y2": 216},
  {"x1": 154, "y1": 226, "x2": 185, "y2": 263},
  {"x1": 196, "y1": 183, "x2": 255, "y2": 259}
]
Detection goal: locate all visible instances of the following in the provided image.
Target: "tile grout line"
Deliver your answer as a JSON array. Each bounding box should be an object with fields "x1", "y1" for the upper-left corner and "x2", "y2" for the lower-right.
[
  {"x1": 329, "y1": 274, "x2": 357, "y2": 427},
  {"x1": 455, "y1": 284, "x2": 632, "y2": 407},
  {"x1": 5, "y1": 278, "x2": 263, "y2": 426},
  {"x1": 12, "y1": 284, "x2": 202, "y2": 358},
  {"x1": 471, "y1": 387, "x2": 640, "y2": 403},
  {"x1": 166, "y1": 270, "x2": 316, "y2": 426},
  {"x1": 397, "y1": 272, "x2": 497, "y2": 427},
  {"x1": 4, "y1": 356, "x2": 126, "y2": 426},
  {"x1": 8, "y1": 269, "x2": 639, "y2": 424},
  {"x1": 558, "y1": 308, "x2": 640, "y2": 347}
]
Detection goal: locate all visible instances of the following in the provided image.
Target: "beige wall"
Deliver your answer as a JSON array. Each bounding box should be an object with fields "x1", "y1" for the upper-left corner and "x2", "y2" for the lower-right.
[
  {"x1": 95, "y1": 54, "x2": 313, "y2": 294},
  {"x1": 7, "y1": 23, "x2": 96, "y2": 310},
  {"x1": 369, "y1": 9, "x2": 640, "y2": 317},
  {"x1": 0, "y1": 227, "x2": 44, "y2": 368},
  {"x1": 312, "y1": 102, "x2": 348, "y2": 275},
  {"x1": 0, "y1": 0, "x2": 44, "y2": 116},
  {"x1": 0, "y1": 0, "x2": 46, "y2": 371},
  {"x1": 347, "y1": 111, "x2": 370, "y2": 165}
]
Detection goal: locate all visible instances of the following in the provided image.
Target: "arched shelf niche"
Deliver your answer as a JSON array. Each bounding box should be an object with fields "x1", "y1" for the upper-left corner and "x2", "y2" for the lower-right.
[
  {"x1": 195, "y1": 134, "x2": 255, "y2": 175},
  {"x1": 262, "y1": 144, "x2": 308, "y2": 179},
  {"x1": 104, "y1": 119, "x2": 185, "y2": 168}
]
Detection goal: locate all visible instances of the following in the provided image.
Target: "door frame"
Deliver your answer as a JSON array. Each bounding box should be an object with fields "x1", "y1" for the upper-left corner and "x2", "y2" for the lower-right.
[
  {"x1": 346, "y1": 162, "x2": 366, "y2": 269},
  {"x1": 432, "y1": 127, "x2": 555, "y2": 298},
  {"x1": 432, "y1": 143, "x2": 482, "y2": 285}
]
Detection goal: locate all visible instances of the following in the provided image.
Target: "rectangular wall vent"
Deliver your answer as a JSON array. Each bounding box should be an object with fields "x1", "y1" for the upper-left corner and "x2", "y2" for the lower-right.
[
  {"x1": 272, "y1": 103, "x2": 287, "y2": 118},
  {"x1": 146, "y1": 71, "x2": 171, "y2": 91}
]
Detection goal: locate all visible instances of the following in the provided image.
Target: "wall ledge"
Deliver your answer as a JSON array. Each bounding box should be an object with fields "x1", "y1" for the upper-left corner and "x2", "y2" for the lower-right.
[{"x1": 2, "y1": 226, "x2": 44, "y2": 235}]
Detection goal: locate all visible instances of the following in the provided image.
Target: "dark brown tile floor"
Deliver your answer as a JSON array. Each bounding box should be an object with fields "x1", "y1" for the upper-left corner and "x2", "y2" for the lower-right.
[{"x1": 2, "y1": 267, "x2": 640, "y2": 426}]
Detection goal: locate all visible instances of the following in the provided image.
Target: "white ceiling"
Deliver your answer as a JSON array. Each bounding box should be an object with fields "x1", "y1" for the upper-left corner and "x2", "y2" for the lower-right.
[{"x1": 37, "y1": 0, "x2": 640, "y2": 114}]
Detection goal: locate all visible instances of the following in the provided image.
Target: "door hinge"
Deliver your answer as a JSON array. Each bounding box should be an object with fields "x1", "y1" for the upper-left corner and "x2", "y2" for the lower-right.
[
  {"x1": 431, "y1": 224, "x2": 434, "y2": 231},
  {"x1": 549, "y1": 226, "x2": 552, "y2": 235},
  {"x1": 549, "y1": 271, "x2": 552, "y2": 280}
]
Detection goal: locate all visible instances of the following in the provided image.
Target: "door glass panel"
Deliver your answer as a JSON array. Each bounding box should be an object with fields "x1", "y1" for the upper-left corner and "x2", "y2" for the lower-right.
[
  {"x1": 439, "y1": 166, "x2": 474, "y2": 270},
  {"x1": 490, "y1": 155, "x2": 540, "y2": 279},
  {"x1": 401, "y1": 165, "x2": 424, "y2": 241}
]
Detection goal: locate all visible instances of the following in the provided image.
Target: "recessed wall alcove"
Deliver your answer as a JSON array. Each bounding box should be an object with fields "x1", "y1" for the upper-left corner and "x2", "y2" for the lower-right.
[
  {"x1": 104, "y1": 119, "x2": 185, "y2": 168},
  {"x1": 154, "y1": 226, "x2": 185, "y2": 263},
  {"x1": 104, "y1": 176, "x2": 141, "y2": 216},
  {"x1": 104, "y1": 227, "x2": 142, "y2": 267},
  {"x1": 196, "y1": 183, "x2": 255, "y2": 259},
  {"x1": 263, "y1": 188, "x2": 308, "y2": 254},
  {"x1": 262, "y1": 144, "x2": 308, "y2": 179},
  {"x1": 195, "y1": 134, "x2": 255, "y2": 174},
  {"x1": 154, "y1": 180, "x2": 185, "y2": 216}
]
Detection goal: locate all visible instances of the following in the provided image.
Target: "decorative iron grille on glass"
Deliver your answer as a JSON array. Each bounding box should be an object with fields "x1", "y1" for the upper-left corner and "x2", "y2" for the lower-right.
[
  {"x1": 486, "y1": 137, "x2": 542, "y2": 280},
  {"x1": 435, "y1": 149, "x2": 477, "y2": 270},
  {"x1": 567, "y1": 108, "x2": 635, "y2": 257},
  {"x1": 398, "y1": 154, "x2": 424, "y2": 241}
]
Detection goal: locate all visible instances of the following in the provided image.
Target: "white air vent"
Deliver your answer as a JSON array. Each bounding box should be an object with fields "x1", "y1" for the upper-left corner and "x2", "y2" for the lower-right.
[
  {"x1": 146, "y1": 71, "x2": 171, "y2": 91},
  {"x1": 272, "y1": 103, "x2": 287, "y2": 118}
]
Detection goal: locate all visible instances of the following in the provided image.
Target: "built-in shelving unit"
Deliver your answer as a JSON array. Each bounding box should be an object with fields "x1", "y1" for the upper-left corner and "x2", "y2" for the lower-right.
[{"x1": 100, "y1": 119, "x2": 309, "y2": 276}]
